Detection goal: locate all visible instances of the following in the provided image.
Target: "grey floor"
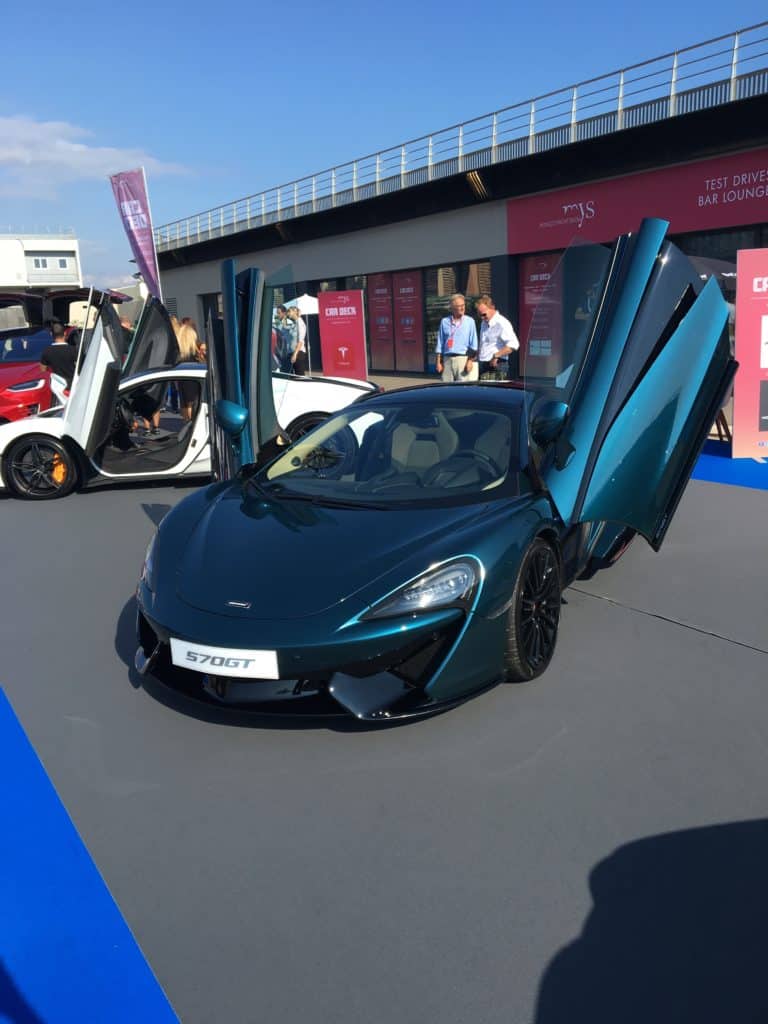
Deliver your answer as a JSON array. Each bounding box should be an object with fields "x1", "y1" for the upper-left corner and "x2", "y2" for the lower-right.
[{"x1": 1, "y1": 479, "x2": 766, "y2": 1024}]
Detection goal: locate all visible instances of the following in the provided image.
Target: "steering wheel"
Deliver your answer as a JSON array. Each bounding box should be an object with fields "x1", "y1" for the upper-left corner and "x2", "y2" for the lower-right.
[{"x1": 422, "y1": 451, "x2": 500, "y2": 488}]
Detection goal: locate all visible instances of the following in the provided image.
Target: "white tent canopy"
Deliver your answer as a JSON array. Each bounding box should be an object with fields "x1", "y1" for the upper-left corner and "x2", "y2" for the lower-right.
[{"x1": 282, "y1": 293, "x2": 319, "y2": 316}]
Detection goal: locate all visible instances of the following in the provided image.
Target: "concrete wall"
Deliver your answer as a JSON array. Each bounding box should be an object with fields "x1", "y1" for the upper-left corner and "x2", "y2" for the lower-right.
[{"x1": 160, "y1": 200, "x2": 508, "y2": 322}]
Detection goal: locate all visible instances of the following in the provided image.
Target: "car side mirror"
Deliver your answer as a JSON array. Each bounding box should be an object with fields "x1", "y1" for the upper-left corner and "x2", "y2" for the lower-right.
[
  {"x1": 215, "y1": 399, "x2": 248, "y2": 437},
  {"x1": 530, "y1": 400, "x2": 568, "y2": 447}
]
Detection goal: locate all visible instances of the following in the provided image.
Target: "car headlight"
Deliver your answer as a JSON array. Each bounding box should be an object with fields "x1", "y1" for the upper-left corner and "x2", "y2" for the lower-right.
[
  {"x1": 140, "y1": 533, "x2": 157, "y2": 590},
  {"x1": 362, "y1": 559, "x2": 480, "y2": 620},
  {"x1": 8, "y1": 378, "x2": 45, "y2": 392}
]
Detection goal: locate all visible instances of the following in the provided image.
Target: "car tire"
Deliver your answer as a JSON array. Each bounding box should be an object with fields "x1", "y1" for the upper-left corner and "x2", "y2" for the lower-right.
[
  {"x1": 3, "y1": 435, "x2": 79, "y2": 500},
  {"x1": 285, "y1": 411, "x2": 327, "y2": 442},
  {"x1": 504, "y1": 538, "x2": 562, "y2": 682}
]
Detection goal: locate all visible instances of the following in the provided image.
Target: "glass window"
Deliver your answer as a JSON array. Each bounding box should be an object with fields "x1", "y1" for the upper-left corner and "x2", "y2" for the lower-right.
[
  {"x1": 424, "y1": 265, "x2": 457, "y2": 359},
  {"x1": 262, "y1": 400, "x2": 526, "y2": 507},
  {"x1": 58, "y1": 258, "x2": 67, "y2": 269},
  {"x1": 33, "y1": 258, "x2": 41, "y2": 269},
  {"x1": 522, "y1": 240, "x2": 613, "y2": 399}
]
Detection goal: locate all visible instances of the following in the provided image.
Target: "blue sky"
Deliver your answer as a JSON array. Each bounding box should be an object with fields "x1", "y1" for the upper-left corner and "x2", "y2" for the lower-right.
[{"x1": 2, "y1": 0, "x2": 765, "y2": 284}]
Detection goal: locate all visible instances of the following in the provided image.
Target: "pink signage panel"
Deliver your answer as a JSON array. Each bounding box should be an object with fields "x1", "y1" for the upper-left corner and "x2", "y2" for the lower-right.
[
  {"x1": 367, "y1": 272, "x2": 395, "y2": 370},
  {"x1": 393, "y1": 271, "x2": 424, "y2": 372},
  {"x1": 732, "y1": 249, "x2": 768, "y2": 460},
  {"x1": 318, "y1": 290, "x2": 368, "y2": 381},
  {"x1": 507, "y1": 147, "x2": 768, "y2": 255}
]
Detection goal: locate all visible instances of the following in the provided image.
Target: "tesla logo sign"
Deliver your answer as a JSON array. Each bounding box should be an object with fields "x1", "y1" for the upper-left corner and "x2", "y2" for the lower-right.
[
  {"x1": 561, "y1": 200, "x2": 596, "y2": 228},
  {"x1": 338, "y1": 346, "x2": 349, "y2": 360},
  {"x1": 753, "y1": 277, "x2": 768, "y2": 293}
]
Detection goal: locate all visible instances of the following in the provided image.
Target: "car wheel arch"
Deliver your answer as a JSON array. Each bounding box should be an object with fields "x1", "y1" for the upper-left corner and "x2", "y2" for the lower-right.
[{"x1": 284, "y1": 410, "x2": 329, "y2": 442}]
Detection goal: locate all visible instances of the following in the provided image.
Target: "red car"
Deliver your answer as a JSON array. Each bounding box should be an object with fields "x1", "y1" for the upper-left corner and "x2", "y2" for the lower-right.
[{"x1": 0, "y1": 326, "x2": 56, "y2": 424}]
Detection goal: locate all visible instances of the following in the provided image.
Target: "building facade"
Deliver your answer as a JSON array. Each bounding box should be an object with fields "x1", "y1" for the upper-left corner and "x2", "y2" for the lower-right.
[{"x1": 156, "y1": 24, "x2": 768, "y2": 376}]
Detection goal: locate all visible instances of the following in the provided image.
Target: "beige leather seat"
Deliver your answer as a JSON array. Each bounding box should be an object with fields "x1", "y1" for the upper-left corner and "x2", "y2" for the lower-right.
[
  {"x1": 474, "y1": 415, "x2": 512, "y2": 472},
  {"x1": 391, "y1": 415, "x2": 459, "y2": 473}
]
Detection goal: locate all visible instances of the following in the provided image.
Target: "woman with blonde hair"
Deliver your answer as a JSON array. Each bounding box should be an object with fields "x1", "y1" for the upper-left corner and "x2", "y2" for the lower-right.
[{"x1": 176, "y1": 324, "x2": 203, "y2": 420}]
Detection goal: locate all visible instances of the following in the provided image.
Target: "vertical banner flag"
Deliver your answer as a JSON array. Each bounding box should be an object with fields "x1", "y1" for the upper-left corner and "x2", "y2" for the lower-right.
[
  {"x1": 318, "y1": 290, "x2": 368, "y2": 381},
  {"x1": 109, "y1": 168, "x2": 162, "y2": 299},
  {"x1": 392, "y1": 270, "x2": 424, "y2": 372},
  {"x1": 732, "y1": 249, "x2": 768, "y2": 460},
  {"x1": 367, "y1": 273, "x2": 395, "y2": 370}
]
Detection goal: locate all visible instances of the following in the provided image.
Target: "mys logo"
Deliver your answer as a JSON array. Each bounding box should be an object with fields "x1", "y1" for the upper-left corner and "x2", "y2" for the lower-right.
[
  {"x1": 562, "y1": 200, "x2": 596, "y2": 229},
  {"x1": 753, "y1": 277, "x2": 768, "y2": 293}
]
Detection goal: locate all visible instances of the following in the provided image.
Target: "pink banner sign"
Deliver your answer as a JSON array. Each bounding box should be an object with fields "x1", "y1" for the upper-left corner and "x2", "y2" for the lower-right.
[
  {"x1": 318, "y1": 290, "x2": 368, "y2": 381},
  {"x1": 109, "y1": 167, "x2": 162, "y2": 299},
  {"x1": 732, "y1": 249, "x2": 768, "y2": 460},
  {"x1": 392, "y1": 270, "x2": 424, "y2": 372},
  {"x1": 507, "y1": 147, "x2": 768, "y2": 255},
  {"x1": 367, "y1": 272, "x2": 395, "y2": 370}
]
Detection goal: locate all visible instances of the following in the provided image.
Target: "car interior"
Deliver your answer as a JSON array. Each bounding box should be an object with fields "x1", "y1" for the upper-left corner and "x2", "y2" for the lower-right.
[
  {"x1": 281, "y1": 407, "x2": 519, "y2": 495},
  {"x1": 97, "y1": 378, "x2": 203, "y2": 475}
]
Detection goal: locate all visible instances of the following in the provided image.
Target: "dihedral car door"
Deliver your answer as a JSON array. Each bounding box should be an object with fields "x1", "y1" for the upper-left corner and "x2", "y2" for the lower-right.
[
  {"x1": 208, "y1": 260, "x2": 281, "y2": 480},
  {"x1": 527, "y1": 217, "x2": 736, "y2": 550},
  {"x1": 62, "y1": 298, "x2": 126, "y2": 456},
  {"x1": 122, "y1": 297, "x2": 178, "y2": 377}
]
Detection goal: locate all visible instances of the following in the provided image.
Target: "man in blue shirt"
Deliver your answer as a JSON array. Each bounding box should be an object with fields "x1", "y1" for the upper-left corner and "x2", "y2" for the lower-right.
[{"x1": 435, "y1": 294, "x2": 478, "y2": 382}]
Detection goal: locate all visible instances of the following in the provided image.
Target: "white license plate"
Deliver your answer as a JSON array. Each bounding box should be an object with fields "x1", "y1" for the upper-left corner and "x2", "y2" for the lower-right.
[{"x1": 170, "y1": 638, "x2": 279, "y2": 679}]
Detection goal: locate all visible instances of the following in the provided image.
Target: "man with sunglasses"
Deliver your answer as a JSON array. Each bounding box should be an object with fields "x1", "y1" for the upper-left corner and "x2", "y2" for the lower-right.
[{"x1": 476, "y1": 295, "x2": 519, "y2": 381}]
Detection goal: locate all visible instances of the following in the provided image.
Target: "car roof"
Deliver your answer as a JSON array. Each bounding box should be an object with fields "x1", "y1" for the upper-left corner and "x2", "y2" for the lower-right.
[{"x1": 359, "y1": 381, "x2": 528, "y2": 410}]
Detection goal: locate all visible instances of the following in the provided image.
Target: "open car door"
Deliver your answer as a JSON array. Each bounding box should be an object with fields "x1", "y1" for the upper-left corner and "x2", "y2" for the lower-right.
[
  {"x1": 526, "y1": 217, "x2": 737, "y2": 550},
  {"x1": 208, "y1": 259, "x2": 280, "y2": 481},
  {"x1": 122, "y1": 297, "x2": 178, "y2": 377},
  {"x1": 62, "y1": 296, "x2": 128, "y2": 457}
]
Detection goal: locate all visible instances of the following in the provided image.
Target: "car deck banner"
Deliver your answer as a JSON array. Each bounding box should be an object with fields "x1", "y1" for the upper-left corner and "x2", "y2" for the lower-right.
[
  {"x1": 318, "y1": 290, "x2": 368, "y2": 381},
  {"x1": 109, "y1": 167, "x2": 162, "y2": 300},
  {"x1": 732, "y1": 248, "x2": 768, "y2": 460}
]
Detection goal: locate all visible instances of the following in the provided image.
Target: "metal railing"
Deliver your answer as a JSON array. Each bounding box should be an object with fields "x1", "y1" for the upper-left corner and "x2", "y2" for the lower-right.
[{"x1": 155, "y1": 21, "x2": 768, "y2": 252}]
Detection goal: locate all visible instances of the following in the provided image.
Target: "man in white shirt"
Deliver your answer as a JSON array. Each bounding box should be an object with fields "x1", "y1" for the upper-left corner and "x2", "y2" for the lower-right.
[{"x1": 476, "y1": 295, "x2": 519, "y2": 381}]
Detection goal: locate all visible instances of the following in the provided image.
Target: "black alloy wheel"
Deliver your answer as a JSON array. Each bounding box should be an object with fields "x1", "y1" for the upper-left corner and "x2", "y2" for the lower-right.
[
  {"x1": 504, "y1": 538, "x2": 562, "y2": 682},
  {"x1": 4, "y1": 436, "x2": 78, "y2": 500},
  {"x1": 285, "y1": 412, "x2": 327, "y2": 443}
]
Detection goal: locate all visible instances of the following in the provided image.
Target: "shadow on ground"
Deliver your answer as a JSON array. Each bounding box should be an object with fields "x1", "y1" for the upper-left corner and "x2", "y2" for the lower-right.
[
  {"x1": 535, "y1": 819, "x2": 768, "y2": 1023},
  {"x1": 113, "y1": 597, "x2": 427, "y2": 733},
  {"x1": 0, "y1": 960, "x2": 45, "y2": 1024}
]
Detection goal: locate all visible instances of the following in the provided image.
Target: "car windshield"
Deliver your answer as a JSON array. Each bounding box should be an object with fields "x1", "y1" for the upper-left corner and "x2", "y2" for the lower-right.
[
  {"x1": 0, "y1": 328, "x2": 52, "y2": 363},
  {"x1": 260, "y1": 400, "x2": 527, "y2": 507}
]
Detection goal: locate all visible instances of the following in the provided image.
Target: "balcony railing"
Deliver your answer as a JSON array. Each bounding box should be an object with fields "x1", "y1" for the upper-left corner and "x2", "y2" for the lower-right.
[{"x1": 155, "y1": 21, "x2": 768, "y2": 253}]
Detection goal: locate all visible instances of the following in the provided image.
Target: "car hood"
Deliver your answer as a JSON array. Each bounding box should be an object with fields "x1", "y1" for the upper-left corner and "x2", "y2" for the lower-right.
[
  {"x1": 0, "y1": 362, "x2": 42, "y2": 387},
  {"x1": 175, "y1": 483, "x2": 491, "y2": 620}
]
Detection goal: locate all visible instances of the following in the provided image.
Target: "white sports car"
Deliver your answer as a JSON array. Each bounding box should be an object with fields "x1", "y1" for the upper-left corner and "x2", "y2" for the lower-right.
[{"x1": 0, "y1": 291, "x2": 376, "y2": 499}]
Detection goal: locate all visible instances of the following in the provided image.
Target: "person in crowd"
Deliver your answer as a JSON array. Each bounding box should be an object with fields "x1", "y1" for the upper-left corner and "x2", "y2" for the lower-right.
[
  {"x1": 39, "y1": 322, "x2": 76, "y2": 388},
  {"x1": 288, "y1": 306, "x2": 308, "y2": 376},
  {"x1": 176, "y1": 323, "x2": 204, "y2": 421},
  {"x1": 476, "y1": 294, "x2": 520, "y2": 380},
  {"x1": 435, "y1": 293, "x2": 478, "y2": 382},
  {"x1": 274, "y1": 304, "x2": 295, "y2": 371}
]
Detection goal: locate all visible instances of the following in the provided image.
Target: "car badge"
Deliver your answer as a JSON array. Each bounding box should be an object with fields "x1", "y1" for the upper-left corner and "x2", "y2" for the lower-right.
[{"x1": 226, "y1": 600, "x2": 252, "y2": 609}]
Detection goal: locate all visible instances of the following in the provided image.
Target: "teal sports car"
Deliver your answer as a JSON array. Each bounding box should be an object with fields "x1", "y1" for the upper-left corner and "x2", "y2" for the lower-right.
[{"x1": 135, "y1": 218, "x2": 736, "y2": 720}]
